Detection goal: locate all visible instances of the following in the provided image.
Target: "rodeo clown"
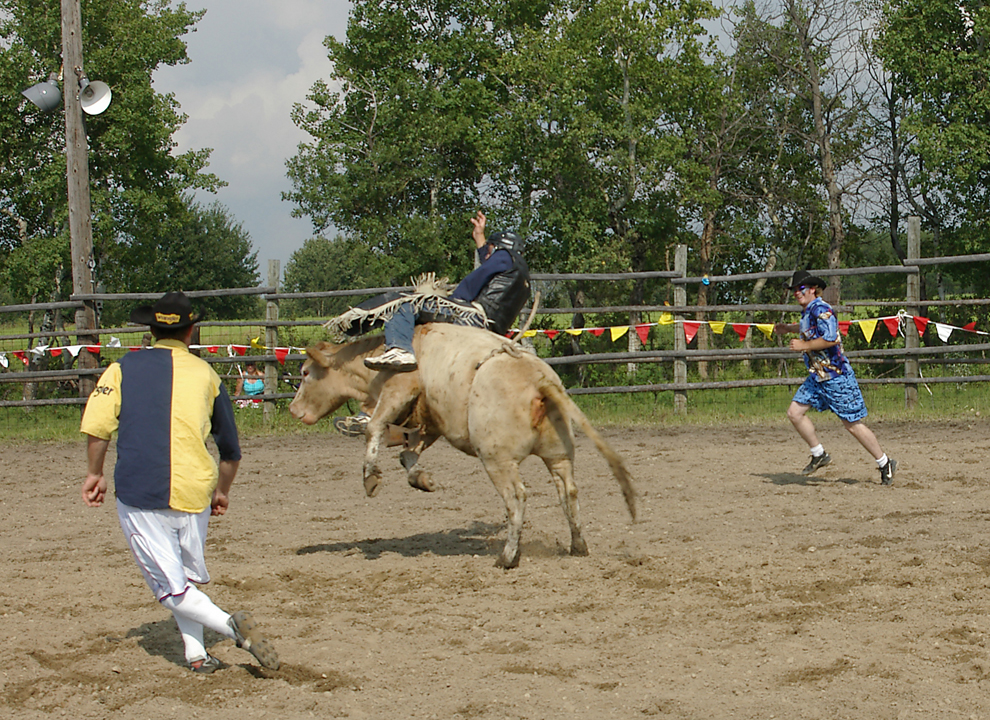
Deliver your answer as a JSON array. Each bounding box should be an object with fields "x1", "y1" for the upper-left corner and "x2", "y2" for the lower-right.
[
  {"x1": 327, "y1": 210, "x2": 531, "y2": 436},
  {"x1": 79, "y1": 291, "x2": 280, "y2": 673},
  {"x1": 774, "y1": 270, "x2": 897, "y2": 485}
]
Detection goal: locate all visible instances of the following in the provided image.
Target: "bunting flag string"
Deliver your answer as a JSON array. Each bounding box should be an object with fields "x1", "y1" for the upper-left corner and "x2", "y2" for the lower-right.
[
  {"x1": 0, "y1": 341, "x2": 308, "y2": 369},
  {"x1": 1, "y1": 312, "x2": 987, "y2": 368}
]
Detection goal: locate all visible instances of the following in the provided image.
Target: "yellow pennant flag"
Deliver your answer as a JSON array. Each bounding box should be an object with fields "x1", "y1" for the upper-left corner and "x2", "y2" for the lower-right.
[
  {"x1": 755, "y1": 323, "x2": 774, "y2": 341},
  {"x1": 858, "y1": 319, "x2": 877, "y2": 343},
  {"x1": 658, "y1": 312, "x2": 674, "y2": 325},
  {"x1": 521, "y1": 329, "x2": 538, "y2": 338},
  {"x1": 250, "y1": 336, "x2": 265, "y2": 350},
  {"x1": 610, "y1": 326, "x2": 629, "y2": 342},
  {"x1": 709, "y1": 321, "x2": 726, "y2": 335},
  {"x1": 565, "y1": 328, "x2": 583, "y2": 336}
]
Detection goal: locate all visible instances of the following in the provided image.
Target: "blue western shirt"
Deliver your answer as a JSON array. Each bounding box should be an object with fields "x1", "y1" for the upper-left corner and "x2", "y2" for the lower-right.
[{"x1": 800, "y1": 297, "x2": 853, "y2": 382}]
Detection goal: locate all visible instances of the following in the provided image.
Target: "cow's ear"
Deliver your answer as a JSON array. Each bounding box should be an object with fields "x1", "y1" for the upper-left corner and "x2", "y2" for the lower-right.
[{"x1": 306, "y1": 343, "x2": 332, "y2": 368}]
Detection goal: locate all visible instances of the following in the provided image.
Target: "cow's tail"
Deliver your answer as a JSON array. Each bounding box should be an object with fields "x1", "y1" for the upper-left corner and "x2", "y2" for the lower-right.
[{"x1": 539, "y1": 378, "x2": 637, "y2": 522}]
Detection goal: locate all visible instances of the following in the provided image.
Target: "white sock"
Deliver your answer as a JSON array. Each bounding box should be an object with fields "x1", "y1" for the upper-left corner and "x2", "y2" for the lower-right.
[
  {"x1": 809, "y1": 444, "x2": 824, "y2": 457},
  {"x1": 171, "y1": 611, "x2": 207, "y2": 663},
  {"x1": 161, "y1": 586, "x2": 236, "y2": 662},
  {"x1": 876, "y1": 453, "x2": 889, "y2": 468}
]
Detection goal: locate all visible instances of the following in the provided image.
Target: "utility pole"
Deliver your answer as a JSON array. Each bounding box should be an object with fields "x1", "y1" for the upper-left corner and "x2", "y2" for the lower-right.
[{"x1": 61, "y1": 0, "x2": 99, "y2": 397}]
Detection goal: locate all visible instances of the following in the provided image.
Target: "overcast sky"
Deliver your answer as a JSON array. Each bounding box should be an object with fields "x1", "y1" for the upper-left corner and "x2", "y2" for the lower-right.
[{"x1": 152, "y1": 0, "x2": 352, "y2": 277}]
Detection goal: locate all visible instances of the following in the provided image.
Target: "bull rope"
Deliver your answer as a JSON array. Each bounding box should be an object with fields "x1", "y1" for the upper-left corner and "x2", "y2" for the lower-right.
[{"x1": 475, "y1": 291, "x2": 541, "y2": 370}]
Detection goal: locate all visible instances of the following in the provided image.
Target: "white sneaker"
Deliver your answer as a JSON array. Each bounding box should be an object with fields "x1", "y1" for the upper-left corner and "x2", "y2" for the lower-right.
[
  {"x1": 333, "y1": 414, "x2": 370, "y2": 437},
  {"x1": 365, "y1": 347, "x2": 418, "y2": 372}
]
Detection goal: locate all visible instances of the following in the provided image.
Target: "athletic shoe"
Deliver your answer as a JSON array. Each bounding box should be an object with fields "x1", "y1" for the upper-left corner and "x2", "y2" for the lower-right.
[
  {"x1": 228, "y1": 611, "x2": 280, "y2": 670},
  {"x1": 190, "y1": 654, "x2": 221, "y2": 674},
  {"x1": 364, "y1": 347, "x2": 418, "y2": 372},
  {"x1": 879, "y1": 457, "x2": 897, "y2": 486},
  {"x1": 333, "y1": 414, "x2": 370, "y2": 437},
  {"x1": 801, "y1": 452, "x2": 832, "y2": 476}
]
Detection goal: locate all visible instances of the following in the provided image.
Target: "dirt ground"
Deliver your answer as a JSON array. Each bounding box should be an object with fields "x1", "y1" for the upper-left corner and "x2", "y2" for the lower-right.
[{"x1": 3, "y1": 418, "x2": 990, "y2": 719}]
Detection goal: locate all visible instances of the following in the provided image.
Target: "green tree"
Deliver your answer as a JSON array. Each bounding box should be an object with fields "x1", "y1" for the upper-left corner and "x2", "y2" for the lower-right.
[
  {"x1": 0, "y1": 0, "x2": 224, "y2": 306},
  {"x1": 494, "y1": 0, "x2": 718, "y2": 277},
  {"x1": 282, "y1": 235, "x2": 397, "y2": 318},
  {"x1": 734, "y1": 0, "x2": 874, "y2": 302},
  {"x1": 285, "y1": 0, "x2": 512, "y2": 284},
  {"x1": 100, "y1": 195, "x2": 260, "y2": 324},
  {"x1": 874, "y1": 0, "x2": 990, "y2": 301}
]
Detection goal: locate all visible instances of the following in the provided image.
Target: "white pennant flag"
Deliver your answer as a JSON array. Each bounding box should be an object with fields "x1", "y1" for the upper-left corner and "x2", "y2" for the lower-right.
[
  {"x1": 29, "y1": 344, "x2": 49, "y2": 358},
  {"x1": 65, "y1": 345, "x2": 83, "y2": 358},
  {"x1": 0, "y1": 353, "x2": 8, "y2": 369},
  {"x1": 935, "y1": 323, "x2": 954, "y2": 342},
  {"x1": 107, "y1": 336, "x2": 122, "y2": 348}
]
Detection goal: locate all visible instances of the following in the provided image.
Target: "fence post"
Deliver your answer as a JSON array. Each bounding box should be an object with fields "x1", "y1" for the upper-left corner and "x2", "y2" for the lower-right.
[
  {"x1": 905, "y1": 216, "x2": 920, "y2": 409},
  {"x1": 674, "y1": 244, "x2": 687, "y2": 414},
  {"x1": 264, "y1": 260, "x2": 280, "y2": 425}
]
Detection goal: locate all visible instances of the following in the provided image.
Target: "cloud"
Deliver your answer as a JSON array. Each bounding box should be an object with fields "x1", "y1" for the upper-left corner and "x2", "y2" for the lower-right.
[{"x1": 153, "y1": 0, "x2": 352, "y2": 270}]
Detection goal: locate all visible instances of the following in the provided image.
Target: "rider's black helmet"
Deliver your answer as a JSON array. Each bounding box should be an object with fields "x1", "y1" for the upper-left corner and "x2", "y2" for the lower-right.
[{"x1": 488, "y1": 230, "x2": 523, "y2": 252}]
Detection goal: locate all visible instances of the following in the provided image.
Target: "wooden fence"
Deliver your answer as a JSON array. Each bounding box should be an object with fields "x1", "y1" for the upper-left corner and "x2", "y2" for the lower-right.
[{"x1": 1, "y1": 218, "x2": 989, "y2": 414}]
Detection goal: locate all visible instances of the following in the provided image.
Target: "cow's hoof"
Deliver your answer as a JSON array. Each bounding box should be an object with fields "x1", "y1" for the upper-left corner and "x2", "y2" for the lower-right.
[
  {"x1": 495, "y1": 550, "x2": 521, "y2": 570},
  {"x1": 407, "y1": 471, "x2": 437, "y2": 493},
  {"x1": 570, "y1": 537, "x2": 589, "y2": 556},
  {"x1": 363, "y1": 472, "x2": 382, "y2": 497}
]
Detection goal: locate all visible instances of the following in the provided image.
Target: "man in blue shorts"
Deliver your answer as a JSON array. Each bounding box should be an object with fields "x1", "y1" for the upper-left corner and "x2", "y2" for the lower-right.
[{"x1": 775, "y1": 271, "x2": 897, "y2": 485}]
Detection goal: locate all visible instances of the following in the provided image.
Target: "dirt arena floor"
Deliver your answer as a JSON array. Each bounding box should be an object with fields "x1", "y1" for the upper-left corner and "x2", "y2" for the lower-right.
[{"x1": 3, "y1": 418, "x2": 990, "y2": 719}]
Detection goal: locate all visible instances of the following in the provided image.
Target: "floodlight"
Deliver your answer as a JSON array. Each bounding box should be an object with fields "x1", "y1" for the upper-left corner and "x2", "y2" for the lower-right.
[{"x1": 22, "y1": 75, "x2": 61, "y2": 113}]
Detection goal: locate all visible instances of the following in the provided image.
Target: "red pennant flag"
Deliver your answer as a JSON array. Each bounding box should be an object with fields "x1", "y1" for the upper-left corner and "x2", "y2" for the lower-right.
[
  {"x1": 731, "y1": 323, "x2": 749, "y2": 341},
  {"x1": 684, "y1": 321, "x2": 701, "y2": 344},
  {"x1": 589, "y1": 328, "x2": 605, "y2": 337},
  {"x1": 544, "y1": 329, "x2": 559, "y2": 341},
  {"x1": 838, "y1": 321, "x2": 851, "y2": 336},
  {"x1": 913, "y1": 316, "x2": 929, "y2": 335},
  {"x1": 207, "y1": 346, "x2": 219, "y2": 354},
  {"x1": 129, "y1": 346, "x2": 142, "y2": 352},
  {"x1": 274, "y1": 348, "x2": 289, "y2": 365},
  {"x1": 233, "y1": 345, "x2": 248, "y2": 356},
  {"x1": 50, "y1": 348, "x2": 62, "y2": 357},
  {"x1": 13, "y1": 351, "x2": 27, "y2": 365},
  {"x1": 87, "y1": 345, "x2": 101, "y2": 353},
  {"x1": 883, "y1": 317, "x2": 900, "y2": 337},
  {"x1": 635, "y1": 324, "x2": 650, "y2": 344},
  {"x1": 963, "y1": 321, "x2": 977, "y2": 332}
]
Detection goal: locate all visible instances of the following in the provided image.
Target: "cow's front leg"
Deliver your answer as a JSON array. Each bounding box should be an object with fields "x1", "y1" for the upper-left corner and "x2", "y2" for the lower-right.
[
  {"x1": 399, "y1": 430, "x2": 440, "y2": 492},
  {"x1": 362, "y1": 372, "x2": 422, "y2": 497},
  {"x1": 362, "y1": 417, "x2": 388, "y2": 497}
]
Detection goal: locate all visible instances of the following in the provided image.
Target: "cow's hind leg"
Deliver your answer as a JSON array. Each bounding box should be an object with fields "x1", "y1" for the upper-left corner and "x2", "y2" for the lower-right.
[
  {"x1": 483, "y1": 458, "x2": 527, "y2": 569},
  {"x1": 544, "y1": 457, "x2": 588, "y2": 556},
  {"x1": 400, "y1": 431, "x2": 440, "y2": 492}
]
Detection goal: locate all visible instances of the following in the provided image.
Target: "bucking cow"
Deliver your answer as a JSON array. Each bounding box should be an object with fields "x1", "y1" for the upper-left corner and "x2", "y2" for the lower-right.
[{"x1": 289, "y1": 322, "x2": 636, "y2": 568}]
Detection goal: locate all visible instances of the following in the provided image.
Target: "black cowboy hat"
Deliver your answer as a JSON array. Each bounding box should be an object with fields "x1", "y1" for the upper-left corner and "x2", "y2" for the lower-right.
[
  {"x1": 129, "y1": 291, "x2": 203, "y2": 329},
  {"x1": 784, "y1": 270, "x2": 828, "y2": 290}
]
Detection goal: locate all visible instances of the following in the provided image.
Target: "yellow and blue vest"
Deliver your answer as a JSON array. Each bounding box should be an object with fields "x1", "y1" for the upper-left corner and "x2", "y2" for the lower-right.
[{"x1": 80, "y1": 339, "x2": 241, "y2": 513}]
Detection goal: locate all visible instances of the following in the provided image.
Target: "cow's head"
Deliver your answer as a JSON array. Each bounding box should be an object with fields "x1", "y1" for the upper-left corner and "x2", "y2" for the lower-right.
[
  {"x1": 288, "y1": 338, "x2": 382, "y2": 425},
  {"x1": 289, "y1": 342, "x2": 344, "y2": 425}
]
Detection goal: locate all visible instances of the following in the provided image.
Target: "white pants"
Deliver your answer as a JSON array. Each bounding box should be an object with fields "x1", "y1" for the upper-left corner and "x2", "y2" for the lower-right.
[
  {"x1": 116, "y1": 500, "x2": 211, "y2": 601},
  {"x1": 117, "y1": 500, "x2": 234, "y2": 663}
]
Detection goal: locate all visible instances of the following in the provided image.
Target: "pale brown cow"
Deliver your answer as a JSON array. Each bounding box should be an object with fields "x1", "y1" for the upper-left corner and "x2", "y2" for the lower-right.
[{"x1": 289, "y1": 323, "x2": 636, "y2": 568}]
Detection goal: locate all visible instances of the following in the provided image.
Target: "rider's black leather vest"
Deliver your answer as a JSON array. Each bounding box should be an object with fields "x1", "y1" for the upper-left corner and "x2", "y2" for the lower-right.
[{"x1": 476, "y1": 249, "x2": 531, "y2": 335}]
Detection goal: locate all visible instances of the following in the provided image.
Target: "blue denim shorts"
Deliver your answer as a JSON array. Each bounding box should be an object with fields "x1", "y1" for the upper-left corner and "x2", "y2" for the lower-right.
[{"x1": 792, "y1": 371, "x2": 868, "y2": 423}]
